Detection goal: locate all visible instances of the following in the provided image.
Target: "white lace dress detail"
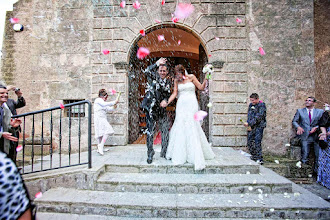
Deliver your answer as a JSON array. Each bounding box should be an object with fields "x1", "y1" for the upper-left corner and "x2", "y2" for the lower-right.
[{"x1": 166, "y1": 82, "x2": 215, "y2": 170}]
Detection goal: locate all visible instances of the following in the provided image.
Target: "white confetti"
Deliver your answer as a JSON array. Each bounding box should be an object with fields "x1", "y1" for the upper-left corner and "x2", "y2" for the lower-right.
[
  {"x1": 294, "y1": 192, "x2": 300, "y2": 197},
  {"x1": 308, "y1": 174, "x2": 312, "y2": 178},
  {"x1": 227, "y1": 200, "x2": 232, "y2": 203},
  {"x1": 253, "y1": 200, "x2": 257, "y2": 203},
  {"x1": 240, "y1": 194, "x2": 244, "y2": 198},
  {"x1": 285, "y1": 143, "x2": 290, "y2": 147},
  {"x1": 258, "y1": 194, "x2": 264, "y2": 200},
  {"x1": 257, "y1": 189, "x2": 263, "y2": 194},
  {"x1": 270, "y1": 208, "x2": 275, "y2": 212},
  {"x1": 248, "y1": 186, "x2": 253, "y2": 191},
  {"x1": 296, "y1": 161, "x2": 302, "y2": 168},
  {"x1": 237, "y1": 202, "x2": 241, "y2": 205},
  {"x1": 253, "y1": 179, "x2": 257, "y2": 184},
  {"x1": 244, "y1": 200, "x2": 249, "y2": 203},
  {"x1": 274, "y1": 160, "x2": 279, "y2": 164},
  {"x1": 246, "y1": 171, "x2": 250, "y2": 175}
]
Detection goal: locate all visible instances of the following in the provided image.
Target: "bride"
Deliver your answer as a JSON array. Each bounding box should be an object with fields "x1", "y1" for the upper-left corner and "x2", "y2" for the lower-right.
[{"x1": 161, "y1": 64, "x2": 215, "y2": 170}]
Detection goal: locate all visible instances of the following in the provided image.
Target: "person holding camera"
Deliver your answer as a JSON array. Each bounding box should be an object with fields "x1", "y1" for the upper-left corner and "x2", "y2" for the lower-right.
[{"x1": 4, "y1": 85, "x2": 26, "y2": 162}]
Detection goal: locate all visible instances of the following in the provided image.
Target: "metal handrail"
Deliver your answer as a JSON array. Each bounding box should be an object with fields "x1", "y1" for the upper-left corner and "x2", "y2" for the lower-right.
[{"x1": 12, "y1": 100, "x2": 92, "y2": 174}]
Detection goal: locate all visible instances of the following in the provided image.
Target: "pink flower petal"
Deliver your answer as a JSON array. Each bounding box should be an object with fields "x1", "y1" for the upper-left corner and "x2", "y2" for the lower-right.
[
  {"x1": 35, "y1": 192, "x2": 43, "y2": 199},
  {"x1": 236, "y1": 18, "x2": 242, "y2": 23},
  {"x1": 259, "y1": 47, "x2": 266, "y2": 56},
  {"x1": 215, "y1": 37, "x2": 220, "y2": 40},
  {"x1": 120, "y1": 1, "x2": 126, "y2": 8},
  {"x1": 102, "y1": 49, "x2": 110, "y2": 55},
  {"x1": 259, "y1": 100, "x2": 263, "y2": 103},
  {"x1": 171, "y1": 17, "x2": 179, "y2": 23},
  {"x1": 139, "y1": 29, "x2": 145, "y2": 36},
  {"x1": 194, "y1": 110, "x2": 208, "y2": 121},
  {"x1": 178, "y1": 40, "x2": 181, "y2": 45},
  {"x1": 137, "y1": 47, "x2": 150, "y2": 60},
  {"x1": 157, "y1": 35, "x2": 165, "y2": 41},
  {"x1": 111, "y1": 89, "x2": 117, "y2": 95},
  {"x1": 174, "y1": 3, "x2": 194, "y2": 19},
  {"x1": 155, "y1": 19, "x2": 161, "y2": 23},
  {"x1": 16, "y1": 145, "x2": 23, "y2": 152},
  {"x1": 60, "y1": 103, "x2": 65, "y2": 109},
  {"x1": 10, "y1": 18, "x2": 19, "y2": 24},
  {"x1": 133, "y1": 1, "x2": 141, "y2": 9},
  {"x1": 208, "y1": 54, "x2": 212, "y2": 57},
  {"x1": 161, "y1": 0, "x2": 165, "y2": 5}
]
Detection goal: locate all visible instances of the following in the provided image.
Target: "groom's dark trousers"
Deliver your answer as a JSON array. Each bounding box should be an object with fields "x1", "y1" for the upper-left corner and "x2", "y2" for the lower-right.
[{"x1": 145, "y1": 109, "x2": 169, "y2": 158}]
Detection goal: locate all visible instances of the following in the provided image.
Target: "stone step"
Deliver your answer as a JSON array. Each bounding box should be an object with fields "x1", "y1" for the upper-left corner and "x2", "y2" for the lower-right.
[
  {"x1": 36, "y1": 212, "x2": 260, "y2": 220},
  {"x1": 105, "y1": 164, "x2": 259, "y2": 174},
  {"x1": 96, "y1": 173, "x2": 292, "y2": 194},
  {"x1": 35, "y1": 187, "x2": 330, "y2": 219}
]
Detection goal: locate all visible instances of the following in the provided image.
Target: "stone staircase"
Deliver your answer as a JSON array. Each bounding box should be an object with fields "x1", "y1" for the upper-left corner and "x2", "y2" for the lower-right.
[{"x1": 32, "y1": 146, "x2": 330, "y2": 219}]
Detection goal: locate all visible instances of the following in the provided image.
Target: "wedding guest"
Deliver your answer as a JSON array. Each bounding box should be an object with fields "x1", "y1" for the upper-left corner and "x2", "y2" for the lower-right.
[
  {"x1": 4, "y1": 85, "x2": 26, "y2": 163},
  {"x1": 0, "y1": 151, "x2": 35, "y2": 220},
  {"x1": 292, "y1": 96, "x2": 324, "y2": 174},
  {"x1": 94, "y1": 89, "x2": 119, "y2": 155},
  {"x1": 244, "y1": 93, "x2": 267, "y2": 164},
  {"x1": 0, "y1": 85, "x2": 22, "y2": 156},
  {"x1": 317, "y1": 103, "x2": 330, "y2": 189}
]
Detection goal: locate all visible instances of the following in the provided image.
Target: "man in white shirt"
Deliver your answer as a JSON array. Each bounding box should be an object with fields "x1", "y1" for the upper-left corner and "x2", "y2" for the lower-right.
[{"x1": 292, "y1": 96, "x2": 324, "y2": 174}]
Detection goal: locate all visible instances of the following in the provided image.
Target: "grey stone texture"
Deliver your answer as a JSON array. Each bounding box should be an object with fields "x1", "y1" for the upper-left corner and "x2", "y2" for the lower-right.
[
  {"x1": 26, "y1": 145, "x2": 330, "y2": 219},
  {"x1": 0, "y1": 0, "x2": 326, "y2": 153}
]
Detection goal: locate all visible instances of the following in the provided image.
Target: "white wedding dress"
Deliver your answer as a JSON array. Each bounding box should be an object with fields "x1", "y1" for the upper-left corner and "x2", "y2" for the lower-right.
[{"x1": 166, "y1": 82, "x2": 215, "y2": 170}]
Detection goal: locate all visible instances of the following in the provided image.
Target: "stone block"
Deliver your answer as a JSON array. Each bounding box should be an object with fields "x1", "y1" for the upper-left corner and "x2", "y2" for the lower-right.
[
  {"x1": 199, "y1": 186, "x2": 230, "y2": 193},
  {"x1": 102, "y1": 40, "x2": 130, "y2": 52},
  {"x1": 211, "y1": 103, "x2": 224, "y2": 113},
  {"x1": 212, "y1": 136, "x2": 236, "y2": 146},
  {"x1": 194, "y1": 16, "x2": 217, "y2": 33},
  {"x1": 213, "y1": 115, "x2": 236, "y2": 125},
  {"x1": 112, "y1": 17, "x2": 142, "y2": 33},
  {"x1": 116, "y1": 208, "x2": 153, "y2": 218},
  {"x1": 102, "y1": 18, "x2": 112, "y2": 29},
  {"x1": 211, "y1": 126, "x2": 224, "y2": 136},
  {"x1": 177, "y1": 186, "x2": 198, "y2": 193},
  {"x1": 224, "y1": 82, "x2": 247, "y2": 92},
  {"x1": 112, "y1": 28, "x2": 135, "y2": 42},
  {"x1": 90, "y1": 53, "x2": 111, "y2": 64},
  {"x1": 212, "y1": 81, "x2": 224, "y2": 92},
  {"x1": 207, "y1": 39, "x2": 247, "y2": 50},
  {"x1": 227, "y1": 51, "x2": 247, "y2": 62},
  {"x1": 71, "y1": 205, "x2": 116, "y2": 215},
  {"x1": 93, "y1": 6, "x2": 112, "y2": 18},
  {"x1": 93, "y1": 29, "x2": 113, "y2": 41},
  {"x1": 225, "y1": 3, "x2": 246, "y2": 15},
  {"x1": 224, "y1": 103, "x2": 247, "y2": 114},
  {"x1": 224, "y1": 126, "x2": 246, "y2": 136},
  {"x1": 153, "y1": 209, "x2": 177, "y2": 218},
  {"x1": 212, "y1": 93, "x2": 236, "y2": 102}
]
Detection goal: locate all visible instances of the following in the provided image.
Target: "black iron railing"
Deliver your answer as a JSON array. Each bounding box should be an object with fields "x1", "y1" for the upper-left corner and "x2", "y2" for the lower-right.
[{"x1": 12, "y1": 100, "x2": 92, "y2": 174}]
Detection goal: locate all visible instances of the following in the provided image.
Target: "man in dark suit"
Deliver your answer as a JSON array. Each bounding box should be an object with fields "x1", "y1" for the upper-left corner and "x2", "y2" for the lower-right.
[
  {"x1": 141, "y1": 58, "x2": 171, "y2": 164},
  {"x1": 0, "y1": 85, "x2": 22, "y2": 157},
  {"x1": 292, "y1": 96, "x2": 324, "y2": 172},
  {"x1": 4, "y1": 86, "x2": 26, "y2": 162},
  {"x1": 244, "y1": 93, "x2": 267, "y2": 164}
]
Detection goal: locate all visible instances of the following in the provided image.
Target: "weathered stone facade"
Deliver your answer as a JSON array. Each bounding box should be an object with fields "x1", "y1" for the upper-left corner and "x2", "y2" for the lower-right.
[{"x1": 1, "y1": 0, "x2": 327, "y2": 155}]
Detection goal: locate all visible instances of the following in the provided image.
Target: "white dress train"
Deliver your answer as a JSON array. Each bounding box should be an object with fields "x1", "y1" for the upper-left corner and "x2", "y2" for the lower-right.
[{"x1": 166, "y1": 82, "x2": 215, "y2": 170}]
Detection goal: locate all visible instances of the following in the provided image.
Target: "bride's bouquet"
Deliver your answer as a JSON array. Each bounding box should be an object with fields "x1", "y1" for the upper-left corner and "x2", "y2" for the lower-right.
[{"x1": 202, "y1": 63, "x2": 214, "y2": 80}]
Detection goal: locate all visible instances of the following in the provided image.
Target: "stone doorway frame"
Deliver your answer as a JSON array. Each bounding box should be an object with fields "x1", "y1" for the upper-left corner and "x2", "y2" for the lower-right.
[{"x1": 126, "y1": 23, "x2": 210, "y2": 144}]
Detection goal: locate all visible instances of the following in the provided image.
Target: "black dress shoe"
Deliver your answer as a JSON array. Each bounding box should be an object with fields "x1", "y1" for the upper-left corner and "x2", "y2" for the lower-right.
[{"x1": 147, "y1": 151, "x2": 155, "y2": 164}]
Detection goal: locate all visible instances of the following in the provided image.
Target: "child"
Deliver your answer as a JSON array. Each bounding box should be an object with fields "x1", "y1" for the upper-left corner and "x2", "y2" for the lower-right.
[{"x1": 94, "y1": 89, "x2": 119, "y2": 155}]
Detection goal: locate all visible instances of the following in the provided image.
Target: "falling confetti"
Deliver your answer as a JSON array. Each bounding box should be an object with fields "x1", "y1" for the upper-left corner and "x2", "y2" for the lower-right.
[
  {"x1": 110, "y1": 89, "x2": 117, "y2": 95},
  {"x1": 236, "y1": 18, "x2": 242, "y2": 23},
  {"x1": 257, "y1": 189, "x2": 263, "y2": 194},
  {"x1": 274, "y1": 160, "x2": 279, "y2": 164},
  {"x1": 248, "y1": 186, "x2": 253, "y2": 191},
  {"x1": 16, "y1": 145, "x2": 23, "y2": 152},
  {"x1": 294, "y1": 192, "x2": 300, "y2": 197},
  {"x1": 102, "y1": 49, "x2": 110, "y2": 55},
  {"x1": 10, "y1": 18, "x2": 19, "y2": 24},
  {"x1": 177, "y1": 40, "x2": 181, "y2": 45},
  {"x1": 35, "y1": 192, "x2": 43, "y2": 198},
  {"x1": 193, "y1": 110, "x2": 208, "y2": 121},
  {"x1": 227, "y1": 200, "x2": 232, "y2": 203},
  {"x1": 246, "y1": 171, "x2": 250, "y2": 175},
  {"x1": 308, "y1": 174, "x2": 312, "y2": 178},
  {"x1": 161, "y1": 0, "x2": 165, "y2": 5},
  {"x1": 157, "y1": 35, "x2": 165, "y2": 41},
  {"x1": 269, "y1": 208, "x2": 275, "y2": 212},
  {"x1": 253, "y1": 179, "x2": 257, "y2": 184},
  {"x1": 120, "y1": 1, "x2": 126, "y2": 8},
  {"x1": 60, "y1": 103, "x2": 65, "y2": 109},
  {"x1": 140, "y1": 29, "x2": 145, "y2": 36},
  {"x1": 208, "y1": 54, "x2": 212, "y2": 57},
  {"x1": 133, "y1": 1, "x2": 141, "y2": 9},
  {"x1": 215, "y1": 37, "x2": 220, "y2": 40},
  {"x1": 137, "y1": 47, "x2": 150, "y2": 59},
  {"x1": 296, "y1": 161, "x2": 302, "y2": 168},
  {"x1": 155, "y1": 19, "x2": 161, "y2": 23},
  {"x1": 207, "y1": 102, "x2": 212, "y2": 108},
  {"x1": 259, "y1": 47, "x2": 266, "y2": 56},
  {"x1": 171, "y1": 17, "x2": 179, "y2": 23},
  {"x1": 285, "y1": 143, "x2": 290, "y2": 147},
  {"x1": 174, "y1": 3, "x2": 195, "y2": 19}
]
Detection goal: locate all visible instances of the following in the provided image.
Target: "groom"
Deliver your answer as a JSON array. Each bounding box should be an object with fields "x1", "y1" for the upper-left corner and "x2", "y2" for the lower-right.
[{"x1": 141, "y1": 58, "x2": 171, "y2": 164}]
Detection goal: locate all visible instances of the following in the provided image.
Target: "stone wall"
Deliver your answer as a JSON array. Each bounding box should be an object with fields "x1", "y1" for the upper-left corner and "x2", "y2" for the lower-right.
[{"x1": 0, "y1": 0, "x2": 324, "y2": 155}]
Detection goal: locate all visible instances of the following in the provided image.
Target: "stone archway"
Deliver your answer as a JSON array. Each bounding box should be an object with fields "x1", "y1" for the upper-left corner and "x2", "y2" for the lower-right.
[{"x1": 127, "y1": 24, "x2": 209, "y2": 144}]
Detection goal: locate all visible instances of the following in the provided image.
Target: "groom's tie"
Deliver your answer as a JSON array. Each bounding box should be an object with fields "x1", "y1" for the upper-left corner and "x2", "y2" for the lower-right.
[{"x1": 308, "y1": 109, "x2": 312, "y2": 124}]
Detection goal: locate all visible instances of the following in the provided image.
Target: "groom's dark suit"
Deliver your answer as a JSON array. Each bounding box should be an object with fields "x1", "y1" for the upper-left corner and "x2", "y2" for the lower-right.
[{"x1": 141, "y1": 63, "x2": 171, "y2": 161}]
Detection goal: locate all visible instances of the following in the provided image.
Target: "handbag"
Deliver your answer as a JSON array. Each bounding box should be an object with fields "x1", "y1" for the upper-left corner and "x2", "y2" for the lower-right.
[{"x1": 319, "y1": 139, "x2": 328, "y2": 150}]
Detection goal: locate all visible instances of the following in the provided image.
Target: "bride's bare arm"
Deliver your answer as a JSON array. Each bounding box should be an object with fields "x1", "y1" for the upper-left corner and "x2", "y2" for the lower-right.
[
  {"x1": 190, "y1": 74, "x2": 208, "y2": 90},
  {"x1": 164, "y1": 79, "x2": 178, "y2": 107}
]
